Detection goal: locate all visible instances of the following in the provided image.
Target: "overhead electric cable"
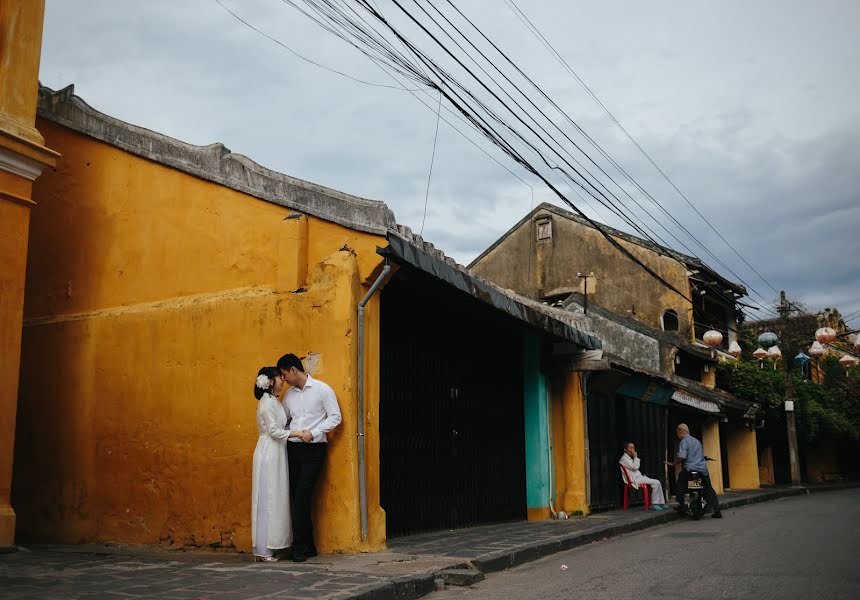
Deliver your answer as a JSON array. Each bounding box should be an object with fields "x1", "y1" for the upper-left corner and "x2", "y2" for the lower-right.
[
  {"x1": 420, "y1": 90, "x2": 443, "y2": 236},
  {"x1": 504, "y1": 0, "x2": 783, "y2": 298}
]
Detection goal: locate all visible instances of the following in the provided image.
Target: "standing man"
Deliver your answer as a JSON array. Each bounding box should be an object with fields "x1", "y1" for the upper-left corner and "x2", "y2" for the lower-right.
[
  {"x1": 673, "y1": 423, "x2": 722, "y2": 518},
  {"x1": 278, "y1": 353, "x2": 342, "y2": 561},
  {"x1": 619, "y1": 442, "x2": 670, "y2": 510}
]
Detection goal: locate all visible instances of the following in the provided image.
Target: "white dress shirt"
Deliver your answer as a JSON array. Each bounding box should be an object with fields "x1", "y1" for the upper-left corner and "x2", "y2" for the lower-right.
[{"x1": 283, "y1": 374, "x2": 342, "y2": 443}]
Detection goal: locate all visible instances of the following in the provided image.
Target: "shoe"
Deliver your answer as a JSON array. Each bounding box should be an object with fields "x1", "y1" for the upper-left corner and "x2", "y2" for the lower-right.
[
  {"x1": 254, "y1": 555, "x2": 278, "y2": 562},
  {"x1": 651, "y1": 505, "x2": 665, "y2": 511},
  {"x1": 306, "y1": 547, "x2": 318, "y2": 558},
  {"x1": 711, "y1": 511, "x2": 723, "y2": 519},
  {"x1": 292, "y1": 554, "x2": 307, "y2": 563},
  {"x1": 673, "y1": 504, "x2": 687, "y2": 513}
]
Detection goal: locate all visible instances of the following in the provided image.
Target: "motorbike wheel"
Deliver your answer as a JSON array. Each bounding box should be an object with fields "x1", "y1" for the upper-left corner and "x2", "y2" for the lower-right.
[{"x1": 690, "y1": 491, "x2": 704, "y2": 520}]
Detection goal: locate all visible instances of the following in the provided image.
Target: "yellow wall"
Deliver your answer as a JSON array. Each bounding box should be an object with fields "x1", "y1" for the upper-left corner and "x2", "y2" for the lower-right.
[
  {"x1": 725, "y1": 424, "x2": 760, "y2": 489},
  {"x1": 15, "y1": 120, "x2": 387, "y2": 552},
  {"x1": 701, "y1": 420, "x2": 723, "y2": 494},
  {"x1": 552, "y1": 371, "x2": 588, "y2": 516},
  {"x1": 0, "y1": 0, "x2": 58, "y2": 548}
]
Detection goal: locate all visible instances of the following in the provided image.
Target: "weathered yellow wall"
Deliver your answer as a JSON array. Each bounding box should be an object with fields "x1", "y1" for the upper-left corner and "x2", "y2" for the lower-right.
[
  {"x1": 725, "y1": 424, "x2": 760, "y2": 489},
  {"x1": 471, "y1": 207, "x2": 694, "y2": 337},
  {"x1": 0, "y1": 0, "x2": 58, "y2": 548},
  {"x1": 701, "y1": 420, "x2": 723, "y2": 494},
  {"x1": 16, "y1": 121, "x2": 387, "y2": 552},
  {"x1": 555, "y1": 371, "x2": 588, "y2": 515}
]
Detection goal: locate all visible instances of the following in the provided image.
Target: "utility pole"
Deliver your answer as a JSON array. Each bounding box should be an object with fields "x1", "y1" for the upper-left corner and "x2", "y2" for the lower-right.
[
  {"x1": 577, "y1": 272, "x2": 593, "y2": 314},
  {"x1": 779, "y1": 290, "x2": 801, "y2": 486}
]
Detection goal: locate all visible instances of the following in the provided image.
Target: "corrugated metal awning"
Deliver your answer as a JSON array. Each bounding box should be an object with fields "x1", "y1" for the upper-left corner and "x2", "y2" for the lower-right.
[{"x1": 381, "y1": 231, "x2": 602, "y2": 350}]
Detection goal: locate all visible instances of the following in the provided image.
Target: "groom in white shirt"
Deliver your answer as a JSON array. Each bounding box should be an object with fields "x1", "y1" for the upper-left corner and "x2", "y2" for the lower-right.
[{"x1": 278, "y1": 353, "x2": 342, "y2": 562}]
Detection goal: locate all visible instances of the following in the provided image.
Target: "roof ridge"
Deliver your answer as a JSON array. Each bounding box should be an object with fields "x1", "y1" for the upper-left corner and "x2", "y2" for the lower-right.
[{"x1": 36, "y1": 83, "x2": 396, "y2": 236}]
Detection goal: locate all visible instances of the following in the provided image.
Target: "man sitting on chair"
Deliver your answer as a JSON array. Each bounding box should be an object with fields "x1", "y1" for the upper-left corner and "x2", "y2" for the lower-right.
[{"x1": 620, "y1": 442, "x2": 670, "y2": 511}]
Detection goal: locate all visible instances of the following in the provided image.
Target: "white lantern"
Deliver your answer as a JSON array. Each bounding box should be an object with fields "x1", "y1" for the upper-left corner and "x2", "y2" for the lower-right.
[
  {"x1": 767, "y1": 346, "x2": 782, "y2": 369},
  {"x1": 809, "y1": 341, "x2": 825, "y2": 358},
  {"x1": 839, "y1": 355, "x2": 857, "y2": 369},
  {"x1": 728, "y1": 341, "x2": 742, "y2": 358},
  {"x1": 815, "y1": 327, "x2": 837, "y2": 344},
  {"x1": 753, "y1": 347, "x2": 768, "y2": 360},
  {"x1": 703, "y1": 330, "x2": 723, "y2": 357}
]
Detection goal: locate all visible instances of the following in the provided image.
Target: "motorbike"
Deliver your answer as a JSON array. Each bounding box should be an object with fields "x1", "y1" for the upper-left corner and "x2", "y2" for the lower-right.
[{"x1": 681, "y1": 457, "x2": 715, "y2": 520}]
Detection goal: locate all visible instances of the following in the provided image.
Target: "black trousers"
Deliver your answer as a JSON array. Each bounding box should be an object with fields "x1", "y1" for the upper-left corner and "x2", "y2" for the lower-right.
[
  {"x1": 288, "y1": 442, "x2": 327, "y2": 554},
  {"x1": 676, "y1": 469, "x2": 720, "y2": 511}
]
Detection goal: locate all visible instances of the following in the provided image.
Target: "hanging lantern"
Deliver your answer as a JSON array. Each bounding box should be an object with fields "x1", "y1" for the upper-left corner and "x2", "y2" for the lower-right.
[
  {"x1": 795, "y1": 352, "x2": 811, "y2": 380},
  {"x1": 703, "y1": 330, "x2": 723, "y2": 357},
  {"x1": 758, "y1": 332, "x2": 778, "y2": 348},
  {"x1": 815, "y1": 327, "x2": 837, "y2": 344},
  {"x1": 809, "y1": 341, "x2": 826, "y2": 358},
  {"x1": 767, "y1": 345, "x2": 782, "y2": 369},
  {"x1": 753, "y1": 347, "x2": 768, "y2": 368},
  {"x1": 728, "y1": 340, "x2": 742, "y2": 358},
  {"x1": 840, "y1": 355, "x2": 857, "y2": 369},
  {"x1": 854, "y1": 335, "x2": 860, "y2": 351}
]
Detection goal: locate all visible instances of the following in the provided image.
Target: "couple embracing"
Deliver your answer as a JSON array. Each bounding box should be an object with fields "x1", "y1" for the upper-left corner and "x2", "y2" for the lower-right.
[{"x1": 251, "y1": 354, "x2": 342, "y2": 562}]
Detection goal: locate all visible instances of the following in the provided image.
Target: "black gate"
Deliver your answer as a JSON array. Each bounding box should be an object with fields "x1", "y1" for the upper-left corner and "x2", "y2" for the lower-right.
[
  {"x1": 587, "y1": 388, "x2": 667, "y2": 510},
  {"x1": 380, "y1": 269, "x2": 527, "y2": 537}
]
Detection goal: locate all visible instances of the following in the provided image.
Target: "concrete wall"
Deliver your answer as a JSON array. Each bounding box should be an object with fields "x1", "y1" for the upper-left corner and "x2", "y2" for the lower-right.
[
  {"x1": 14, "y1": 120, "x2": 388, "y2": 553},
  {"x1": 471, "y1": 207, "x2": 694, "y2": 339}
]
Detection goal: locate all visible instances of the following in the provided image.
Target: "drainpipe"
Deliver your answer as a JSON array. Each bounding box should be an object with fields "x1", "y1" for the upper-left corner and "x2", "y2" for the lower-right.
[
  {"x1": 357, "y1": 259, "x2": 391, "y2": 542},
  {"x1": 546, "y1": 376, "x2": 557, "y2": 518},
  {"x1": 582, "y1": 373, "x2": 592, "y2": 508}
]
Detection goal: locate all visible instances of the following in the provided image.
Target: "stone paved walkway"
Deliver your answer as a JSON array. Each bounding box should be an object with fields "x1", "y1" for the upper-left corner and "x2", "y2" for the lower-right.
[{"x1": 1, "y1": 485, "x2": 853, "y2": 600}]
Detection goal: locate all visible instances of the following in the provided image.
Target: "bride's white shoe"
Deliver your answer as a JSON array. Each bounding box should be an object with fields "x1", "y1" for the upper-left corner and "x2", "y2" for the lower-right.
[{"x1": 254, "y1": 555, "x2": 279, "y2": 562}]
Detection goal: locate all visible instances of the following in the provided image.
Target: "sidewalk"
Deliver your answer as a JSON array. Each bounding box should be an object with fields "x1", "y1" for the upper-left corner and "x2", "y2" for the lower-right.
[{"x1": 2, "y1": 483, "x2": 856, "y2": 600}]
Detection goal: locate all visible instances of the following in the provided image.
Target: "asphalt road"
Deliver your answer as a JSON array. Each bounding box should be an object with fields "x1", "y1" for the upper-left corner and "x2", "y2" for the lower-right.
[{"x1": 430, "y1": 488, "x2": 860, "y2": 600}]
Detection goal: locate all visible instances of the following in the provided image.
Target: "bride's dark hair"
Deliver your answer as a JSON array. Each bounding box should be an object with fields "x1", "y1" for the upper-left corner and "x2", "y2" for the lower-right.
[{"x1": 254, "y1": 366, "x2": 280, "y2": 400}]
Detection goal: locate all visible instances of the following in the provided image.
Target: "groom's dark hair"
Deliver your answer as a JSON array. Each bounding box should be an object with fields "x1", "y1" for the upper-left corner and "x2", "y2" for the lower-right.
[{"x1": 277, "y1": 353, "x2": 305, "y2": 372}]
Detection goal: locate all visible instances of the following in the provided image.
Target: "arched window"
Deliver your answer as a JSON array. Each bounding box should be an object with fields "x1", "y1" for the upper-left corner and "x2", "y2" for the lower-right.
[{"x1": 662, "y1": 309, "x2": 679, "y2": 332}]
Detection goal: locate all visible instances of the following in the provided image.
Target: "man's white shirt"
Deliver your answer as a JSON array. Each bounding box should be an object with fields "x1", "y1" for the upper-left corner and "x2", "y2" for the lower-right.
[
  {"x1": 620, "y1": 453, "x2": 644, "y2": 487},
  {"x1": 284, "y1": 374, "x2": 342, "y2": 443}
]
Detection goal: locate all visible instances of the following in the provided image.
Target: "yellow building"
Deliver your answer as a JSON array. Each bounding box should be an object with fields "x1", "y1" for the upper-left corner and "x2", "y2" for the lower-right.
[
  {"x1": 470, "y1": 203, "x2": 763, "y2": 504},
  {"x1": 11, "y1": 81, "x2": 602, "y2": 553},
  {"x1": 0, "y1": 0, "x2": 59, "y2": 551}
]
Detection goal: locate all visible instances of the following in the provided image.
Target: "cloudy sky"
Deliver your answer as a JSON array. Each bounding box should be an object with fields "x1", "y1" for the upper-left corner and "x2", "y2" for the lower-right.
[{"x1": 39, "y1": 0, "x2": 860, "y2": 322}]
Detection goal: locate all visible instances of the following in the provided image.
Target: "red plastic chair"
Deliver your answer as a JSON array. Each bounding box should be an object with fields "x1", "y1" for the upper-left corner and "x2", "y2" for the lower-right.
[{"x1": 620, "y1": 463, "x2": 650, "y2": 510}]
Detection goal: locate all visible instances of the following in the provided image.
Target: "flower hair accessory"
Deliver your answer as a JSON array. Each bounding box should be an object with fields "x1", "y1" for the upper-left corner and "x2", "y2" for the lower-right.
[{"x1": 255, "y1": 374, "x2": 271, "y2": 390}]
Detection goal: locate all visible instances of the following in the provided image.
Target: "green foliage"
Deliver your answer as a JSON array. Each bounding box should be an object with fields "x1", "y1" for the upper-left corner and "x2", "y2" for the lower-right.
[
  {"x1": 719, "y1": 334, "x2": 860, "y2": 443},
  {"x1": 716, "y1": 360, "x2": 783, "y2": 408}
]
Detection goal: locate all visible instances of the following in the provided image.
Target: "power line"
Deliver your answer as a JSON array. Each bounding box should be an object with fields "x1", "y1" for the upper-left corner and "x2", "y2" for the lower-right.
[
  {"x1": 503, "y1": 0, "x2": 782, "y2": 299},
  {"x1": 499, "y1": 0, "x2": 780, "y2": 316},
  {"x1": 285, "y1": 1, "x2": 735, "y2": 309},
  {"x1": 423, "y1": 0, "x2": 773, "y2": 317},
  {"x1": 214, "y1": 0, "x2": 420, "y2": 90},
  {"x1": 420, "y1": 89, "x2": 443, "y2": 236}
]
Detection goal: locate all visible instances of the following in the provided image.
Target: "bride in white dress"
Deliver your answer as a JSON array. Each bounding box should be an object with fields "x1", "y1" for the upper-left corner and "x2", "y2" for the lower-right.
[{"x1": 251, "y1": 367, "x2": 306, "y2": 561}]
